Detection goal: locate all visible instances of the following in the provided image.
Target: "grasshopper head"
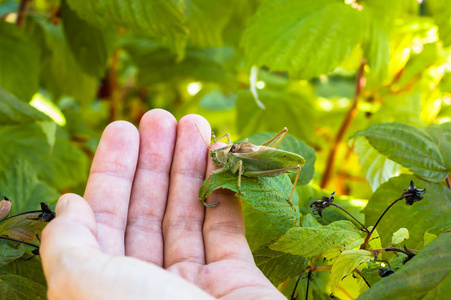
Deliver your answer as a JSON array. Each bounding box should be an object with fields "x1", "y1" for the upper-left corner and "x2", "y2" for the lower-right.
[{"x1": 210, "y1": 144, "x2": 234, "y2": 167}]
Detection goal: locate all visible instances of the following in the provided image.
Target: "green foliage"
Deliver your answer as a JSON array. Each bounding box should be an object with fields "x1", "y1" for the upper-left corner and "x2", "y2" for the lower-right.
[
  {"x1": 61, "y1": 0, "x2": 114, "y2": 77},
  {"x1": 200, "y1": 172, "x2": 298, "y2": 223},
  {"x1": 0, "y1": 21, "x2": 39, "y2": 102},
  {"x1": 241, "y1": 0, "x2": 367, "y2": 78},
  {"x1": 270, "y1": 221, "x2": 366, "y2": 259},
  {"x1": 354, "y1": 123, "x2": 449, "y2": 182},
  {"x1": 363, "y1": 175, "x2": 451, "y2": 249},
  {"x1": 1, "y1": 0, "x2": 451, "y2": 298},
  {"x1": 358, "y1": 233, "x2": 451, "y2": 299},
  {"x1": 253, "y1": 246, "x2": 308, "y2": 287},
  {"x1": 329, "y1": 250, "x2": 372, "y2": 294},
  {"x1": 0, "y1": 274, "x2": 46, "y2": 299}
]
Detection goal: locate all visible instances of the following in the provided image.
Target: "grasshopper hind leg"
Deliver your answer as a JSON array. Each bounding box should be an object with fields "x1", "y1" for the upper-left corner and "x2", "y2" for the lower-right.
[{"x1": 287, "y1": 165, "x2": 302, "y2": 212}]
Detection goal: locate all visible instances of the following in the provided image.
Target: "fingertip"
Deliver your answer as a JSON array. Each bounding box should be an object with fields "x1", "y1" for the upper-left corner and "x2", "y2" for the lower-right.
[
  {"x1": 140, "y1": 109, "x2": 177, "y2": 128},
  {"x1": 179, "y1": 114, "x2": 210, "y2": 131}
]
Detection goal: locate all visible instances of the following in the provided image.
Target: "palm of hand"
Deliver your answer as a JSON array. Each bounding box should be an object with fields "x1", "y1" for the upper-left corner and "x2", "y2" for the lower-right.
[{"x1": 41, "y1": 110, "x2": 284, "y2": 300}]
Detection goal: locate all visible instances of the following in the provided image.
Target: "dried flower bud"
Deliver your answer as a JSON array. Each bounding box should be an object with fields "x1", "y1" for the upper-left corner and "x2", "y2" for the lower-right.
[
  {"x1": 310, "y1": 191, "x2": 335, "y2": 218},
  {"x1": 0, "y1": 196, "x2": 12, "y2": 219},
  {"x1": 402, "y1": 181, "x2": 426, "y2": 205}
]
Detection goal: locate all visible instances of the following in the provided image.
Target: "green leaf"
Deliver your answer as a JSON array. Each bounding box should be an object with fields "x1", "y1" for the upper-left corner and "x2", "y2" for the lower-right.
[
  {"x1": 0, "y1": 255, "x2": 46, "y2": 286},
  {"x1": 302, "y1": 213, "x2": 322, "y2": 228},
  {"x1": 0, "y1": 160, "x2": 59, "y2": 215},
  {"x1": 0, "y1": 0, "x2": 18, "y2": 16},
  {"x1": 236, "y1": 89, "x2": 316, "y2": 143},
  {"x1": 353, "y1": 137, "x2": 402, "y2": 192},
  {"x1": 0, "y1": 244, "x2": 24, "y2": 267},
  {"x1": 423, "y1": 222, "x2": 451, "y2": 246},
  {"x1": 36, "y1": 132, "x2": 90, "y2": 190},
  {"x1": 199, "y1": 90, "x2": 237, "y2": 111},
  {"x1": 364, "y1": 23, "x2": 390, "y2": 88},
  {"x1": 127, "y1": 45, "x2": 234, "y2": 85},
  {"x1": 367, "y1": 227, "x2": 382, "y2": 251},
  {"x1": 253, "y1": 246, "x2": 308, "y2": 286},
  {"x1": 358, "y1": 233, "x2": 451, "y2": 300},
  {"x1": 66, "y1": 0, "x2": 188, "y2": 55},
  {"x1": 354, "y1": 123, "x2": 448, "y2": 182},
  {"x1": 0, "y1": 213, "x2": 47, "y2": 243},
  {"x1": 0, "y1": 124, "x2": 55, "y2": 173},
  {"x1": 329, "y1": 250, "x2": 373, "y2": 294},
  {"x1": 185, "y1": 0, "x2": 233, "y2": 47},
  {"x1": 239, "y1": 132, "x2": 315, "y2": 186},
  {"x1": 0, "y1": 274, "x2": 46, "y2": 300},
  {"x1": 241, "y1": 0, "x2": 367, "y2": 78},
  {"x1": 426, "y1": 0, "x2": 451, "y2": 48},
  {"x1": 363, "y1": 175, "x2": 451, "y2": 249},
  {"x1": 30, "y1": 18, "x2": 98, "y2": 105},
  {"x1": 201, "y1": 172, "x2": 298, "y2": 223},
  {"x1": 244, "y1": 204, "x2": 294, "y2": 251},
  {"x1": 61, "y1": 0, "x2": 114, "y2": 77},
  {"x1": 270, "y1": 220, "x2": 365, "y2": 259},
  {"x1": 425, "y1": 122, "x2": 451, "y2": 171},
  {"x1": 370, "y1": 92, "x2": 422, "y2": 127},
  {"x1": 392, "y1": 228, "x2": 409, "y2": 245},
  {"x1": 0, "y1": 21, "x2": 39, "y2": 102},
  {"x1": 0, "y1": 88, "x2": 50, "y2": 125}
]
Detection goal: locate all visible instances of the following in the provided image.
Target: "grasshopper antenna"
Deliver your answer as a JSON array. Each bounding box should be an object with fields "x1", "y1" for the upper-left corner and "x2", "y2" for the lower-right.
[{"x1": 195, "y1": 124, "x2": 211, "y2": 150}]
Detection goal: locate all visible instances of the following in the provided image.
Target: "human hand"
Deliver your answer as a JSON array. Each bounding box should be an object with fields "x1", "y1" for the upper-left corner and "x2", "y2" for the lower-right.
[{"x1": 41, "y1": 109, "x2": 285, "y2": 300}]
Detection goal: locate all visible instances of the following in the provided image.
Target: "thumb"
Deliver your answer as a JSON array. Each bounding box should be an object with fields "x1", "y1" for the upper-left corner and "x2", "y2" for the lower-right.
[
  {"x1": 40, "y1": 194, "x2": 102, "y2": 298},
  {"x1": 41, "y1": 193, "x2": 100, "y2": 254}
]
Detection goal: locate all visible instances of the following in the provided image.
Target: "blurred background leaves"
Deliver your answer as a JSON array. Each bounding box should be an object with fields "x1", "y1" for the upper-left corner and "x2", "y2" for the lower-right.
[{"x1": 0, "y1": 0, "x2": 450, "y2": 299}]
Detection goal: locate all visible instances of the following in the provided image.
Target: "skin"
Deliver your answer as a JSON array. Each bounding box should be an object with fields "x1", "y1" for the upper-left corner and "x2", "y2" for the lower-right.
[{"x1": 40, "y1": 109, "x2": 286, "y2": 300}]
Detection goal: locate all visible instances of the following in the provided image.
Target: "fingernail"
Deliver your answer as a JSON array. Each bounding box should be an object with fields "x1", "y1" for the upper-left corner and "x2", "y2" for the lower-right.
[{"x1": 56, "y1": 195, "x2": 70, "y2": 215}]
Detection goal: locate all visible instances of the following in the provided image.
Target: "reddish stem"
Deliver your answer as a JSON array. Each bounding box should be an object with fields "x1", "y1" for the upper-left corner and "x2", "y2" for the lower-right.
[
  {"x1": 320, "y1": 59, "x2": 366, "y2": 188},
  {"x1": 16, "y1": 0, "x2": 30, "y2": 28}
]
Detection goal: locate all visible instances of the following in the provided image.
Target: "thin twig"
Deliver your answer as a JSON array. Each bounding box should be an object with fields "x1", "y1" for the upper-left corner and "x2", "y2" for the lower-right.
[
  {"x1": 353, "y1": 268, "x2": 370, "y2": 288},
  {"x1": 16, "y1": 0, "x2": 30, "y2": 28},
  {"x1": 0, "y1": 236, "x2": 39, "y2": 249},
  {"x1": 0, "y1": 210, "x2": 43, "y2": 222},
  {"x1": 330, "y1": 203, "x2": 369, "y2": 233},
  {"x1": 108, "y1": 50, "x2": 120, "y2": 122},
  {"x1": 360, "y1": 196, "x2": 405, "y2": 249},
  {"x1": 320, "y1": 59, "x2": 366, "y2": 188}
]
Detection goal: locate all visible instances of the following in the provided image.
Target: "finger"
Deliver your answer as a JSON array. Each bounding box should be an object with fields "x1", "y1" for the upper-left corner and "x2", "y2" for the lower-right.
[
  {"x1": 84, "y1": 121, "x2": 139, "y2": 255},
  {"x1": 162, "y1": 115, "x2": 210, "y2": 268},
  {"x1": 202, "y1": 144, "x2": 254, "y2": 264},
  {"x1": 125, "y1": 109, "x2": 177, "y2": 265},
  {"x1": 41, "y1": 194, "x2": 101, "y2": 294},
  {"x1": 42, "y1": 194, "x2": 215, "y2": 300}
]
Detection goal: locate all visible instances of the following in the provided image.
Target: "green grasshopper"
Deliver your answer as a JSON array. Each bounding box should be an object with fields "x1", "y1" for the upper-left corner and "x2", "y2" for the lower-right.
[{"x1": 198, "y1": 127, "x2": 306, "y2": 210}]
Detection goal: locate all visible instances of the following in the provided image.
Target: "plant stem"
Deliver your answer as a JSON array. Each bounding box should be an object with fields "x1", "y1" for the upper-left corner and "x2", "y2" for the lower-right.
[
  {"x1": 16, "y1": 0, "x2": 30, "y2": 28},
  {"x1": 291, "y1": 265, "x2": 332, "y2": 300},
  {"x1": 329, "y1": 203, "x2": 369, "y2": 233},
  {"x1": 0, "y1": 210, "x2": 43, "y2": 223},
  {"x1": 0, "y1": 236, "x2": 39, "y2": 249},
  {"x1": 368, "y1": 247, "x2": 418, "y2": 256},
  {"x1": 320, "y1": 59, "x2": 366, "y2": 188},
  {"x1": 360, "y1": 196, "x2": 405, "y2": 249},
  {"x1": 305, "y1": 271, "x2": 311, "y2": 300},
  {"x1": 108, "y1": 50, "x2": 121, "y2": 122},
  {"x1": 353, "y1": 268, "x2": 370, "y2": 288}
]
